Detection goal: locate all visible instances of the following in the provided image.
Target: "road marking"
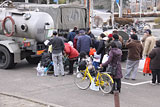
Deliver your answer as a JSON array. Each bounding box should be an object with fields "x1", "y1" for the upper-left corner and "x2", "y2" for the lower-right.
[{"x1": 122, "y1": 81, "x2": 151, "y2": 86}]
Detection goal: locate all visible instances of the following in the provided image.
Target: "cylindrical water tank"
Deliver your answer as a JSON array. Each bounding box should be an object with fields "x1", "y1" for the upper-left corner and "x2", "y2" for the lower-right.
[{"x1": 0, "y1": 8, "x2": 54, "y2": 42}]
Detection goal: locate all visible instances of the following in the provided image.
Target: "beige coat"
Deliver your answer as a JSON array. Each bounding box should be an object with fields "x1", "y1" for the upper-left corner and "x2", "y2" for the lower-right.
[{"x1": 143, "y1": 35, "x2": 156, "y2": 56}]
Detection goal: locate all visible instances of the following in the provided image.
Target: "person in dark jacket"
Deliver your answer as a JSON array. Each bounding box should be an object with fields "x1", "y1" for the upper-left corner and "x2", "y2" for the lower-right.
[
  {"x1": 67, "y1": 27, "x2": 77, "y2": 42},
  {"x1": 97, "y1": 33, "x2": 106, "y2": 64},
  {"x1": 64, "y1": 43, "x2": 79, "y2": 75},
  {"x1": 124, "y1": 34, "x2": 143, "y2": 80},
  {"x1": 149, "y1": 40, "x2": 160, "y2": 85},
  {"x1": 86, "y1": 28, "x2": 95, "y2": 39},
  {"x1": 73, "y1": 30, "x2": 79, "y2": 49},
  {"x1": 77, "y1": 30, "x2": 91, "y2": 55},
  {"x1": 87, "y1": 28, "x2": 95, "y2": 48},
  {"x1": 48, "y1": 31, "x2": 65, "y2": 77},
  {"x1": 112, "y1": 34, "x2": 122, "y2": 49},
  {"x1": 100, "y1": 42, "x2": 123, "y2": 93}
]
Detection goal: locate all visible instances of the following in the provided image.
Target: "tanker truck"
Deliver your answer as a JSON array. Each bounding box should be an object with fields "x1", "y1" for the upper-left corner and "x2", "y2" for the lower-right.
[
  {"x1": 16, "y1": 3, "x2": 89, "y2": 35},
  {"x1": 0, "y1": 1, "x2": 54, "y2": 69}
]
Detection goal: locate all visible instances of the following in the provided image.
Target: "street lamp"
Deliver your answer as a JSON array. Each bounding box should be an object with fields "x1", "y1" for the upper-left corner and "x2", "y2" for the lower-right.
[
  {"x1": 140, "y1": 0, "x2": 142, "y2": 18},
  {"x1": 47, "y1": 0, "x2": 50, "y2": 4},
  {"x1": 111, "y1": 0, "x2": 115, "y2": 28},
  {"x1": 155, "y1": 0, "x2": 157, "y2": 7},
  {"x1": 119, "y1": 0, "x2": 123, "y2": 18}
]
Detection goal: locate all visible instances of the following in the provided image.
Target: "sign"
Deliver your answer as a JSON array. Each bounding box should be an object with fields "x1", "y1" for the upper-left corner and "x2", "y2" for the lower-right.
[
  {"x1": 116, "y1": 0, "x2": 119, "y2": 4},
  {"x1": 53, "y1": 0, "x2": 58, "y2": 2}
]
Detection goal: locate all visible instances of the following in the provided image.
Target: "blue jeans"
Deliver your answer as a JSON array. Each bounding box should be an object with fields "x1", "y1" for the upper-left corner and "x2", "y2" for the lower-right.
[{"x1": 92, "y1": 61, "x2": 99, "y2": 70}]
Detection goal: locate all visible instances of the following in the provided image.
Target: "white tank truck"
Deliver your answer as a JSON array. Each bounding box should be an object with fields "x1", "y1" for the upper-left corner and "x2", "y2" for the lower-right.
[{"x1": 0, "y1": 1, "x2": 54, "y2": 69}]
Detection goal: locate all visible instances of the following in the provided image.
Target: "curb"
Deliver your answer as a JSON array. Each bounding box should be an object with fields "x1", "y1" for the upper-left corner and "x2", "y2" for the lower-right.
[{"x1": 0, "y1": 92, "x2": 64, "y2": 107}]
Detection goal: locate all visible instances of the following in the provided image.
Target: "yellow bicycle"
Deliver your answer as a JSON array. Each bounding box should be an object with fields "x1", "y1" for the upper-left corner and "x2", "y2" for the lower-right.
[{"x1": 74, "y1": 66, "x2": 114, "y2": 94}]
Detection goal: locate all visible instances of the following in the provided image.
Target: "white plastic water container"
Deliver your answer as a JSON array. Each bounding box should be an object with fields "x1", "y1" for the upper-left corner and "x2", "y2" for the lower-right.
[{"x1": 36, "y1": 63, "x2": 45, "y2": 76}]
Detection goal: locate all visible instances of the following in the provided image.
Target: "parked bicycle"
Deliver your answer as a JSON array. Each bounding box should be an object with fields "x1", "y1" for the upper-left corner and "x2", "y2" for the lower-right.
[
  {"x1": 74, "y1": 64, "x2": 114, "y2": 94},
  {"x1": 135, "y1": 21, "x2": 151, "y2": 35}
]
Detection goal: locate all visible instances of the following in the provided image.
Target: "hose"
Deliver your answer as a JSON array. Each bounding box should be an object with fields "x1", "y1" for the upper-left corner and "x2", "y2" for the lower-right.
[{"x1": 2, "y1": 16, "x2": 15, "y2": 37}]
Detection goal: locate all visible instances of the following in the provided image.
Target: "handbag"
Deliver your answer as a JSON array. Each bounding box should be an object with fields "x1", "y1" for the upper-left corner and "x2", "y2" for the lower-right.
[
  {"x1": 106, "y1": 64, "x2": 117, "y2": 76},
  {"x1": 143, "y1": 57, "x2": 152, "y2": 74},
  {"x1": 138, "y1": 59, "x2": 145, "y2": 70}
]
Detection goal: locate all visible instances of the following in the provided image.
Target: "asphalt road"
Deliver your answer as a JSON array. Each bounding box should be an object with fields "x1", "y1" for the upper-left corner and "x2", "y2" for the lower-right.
[{"x1": 0, "y1": 60, "x2": 160, "y2": 107}]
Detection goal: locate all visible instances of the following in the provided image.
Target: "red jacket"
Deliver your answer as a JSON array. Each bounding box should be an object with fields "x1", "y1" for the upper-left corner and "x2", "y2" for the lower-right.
[{"x1": 64, "y1": 43, "x2": 79, "y2": 59}]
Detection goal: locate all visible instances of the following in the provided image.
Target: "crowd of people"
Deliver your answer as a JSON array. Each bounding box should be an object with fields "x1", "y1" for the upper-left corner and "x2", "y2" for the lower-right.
[{"x1": 44, "y1": 26, "x2": 160, "y2": 93}]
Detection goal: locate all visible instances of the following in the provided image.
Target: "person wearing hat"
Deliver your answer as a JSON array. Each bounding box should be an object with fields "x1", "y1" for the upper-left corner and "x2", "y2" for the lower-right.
[
  {"x1": 142, "y1": 29, "x2": 156, "y2": 57},
  {"x1": 77, "y1": 30, "x2": 91, "y2": 55},
  {"x1": 48, "y1": 31, "x2": 65, "y2": 77},
  {"x1": 149, "y1": 40, "x2": 160, "y2": 85}
]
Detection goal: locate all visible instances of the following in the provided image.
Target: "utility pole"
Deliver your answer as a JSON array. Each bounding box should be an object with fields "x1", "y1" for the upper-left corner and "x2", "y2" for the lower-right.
[
  {"x1": 87, "y1": 0, "x2": 91, "y2": 28},
  {"x1": 111, "y1": 0, "x2": 115, "y2": 28},
  {"x1": 140, "y1": 0, "x2": 142, "y2": 18},
  {"x1": 25, "y1": 0, "x2": 29, "y2": 3},
  {"x1": 37, "y1": 0, "x2": 40, "y2": 4},
  {"x1": 47, "y1": 0, "x2": 50, "y2": 4},
  {"x1": 90, "y1": 0, "x2": 93, "y2": 29},
  {"x1": 119, "y1": 0, "x2": 123, "y2": 17},
  {"x1": 155, "y1": 0, "x2": 157, "y2": 7},
  {"x1": 66, "y1": 0, "x2": 69, "y2": 4},
  {"x1": 84, "y1": 0, "x2": 87, "y2": 7},
  {"x1": 153, "y1": 0, "x2": 157, "y2": 12}
]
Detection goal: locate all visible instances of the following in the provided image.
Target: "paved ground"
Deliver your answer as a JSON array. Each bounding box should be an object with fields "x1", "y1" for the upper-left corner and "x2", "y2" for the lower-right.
[
  {"x1": 0, "y1": 60, "x2": 160, "y2": 107},
  {"x1": 0, "y1": 94, "x2": 46, "y2": 107},
  {"x1": 1, "y1": 22, "x2": 160, "y2": 107}
]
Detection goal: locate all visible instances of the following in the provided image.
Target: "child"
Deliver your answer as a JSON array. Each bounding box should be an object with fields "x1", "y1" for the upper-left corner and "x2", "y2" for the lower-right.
[{"x1": 92, "y1": 52, "x2": 101, "y2": 70}]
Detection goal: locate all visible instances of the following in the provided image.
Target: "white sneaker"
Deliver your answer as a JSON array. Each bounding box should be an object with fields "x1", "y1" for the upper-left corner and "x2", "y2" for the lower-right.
[{"x1": 150, "y1": 83, "x2": 156, "y2": 86}]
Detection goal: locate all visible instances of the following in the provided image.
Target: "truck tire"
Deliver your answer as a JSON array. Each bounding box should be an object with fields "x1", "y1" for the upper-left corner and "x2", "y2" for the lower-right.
[
  {"x1": 26, "y1": 56, "x2": 41, "y2": 64},
  {"x1": 0, "y1": 46, "x2": 15, "y2": 69}
]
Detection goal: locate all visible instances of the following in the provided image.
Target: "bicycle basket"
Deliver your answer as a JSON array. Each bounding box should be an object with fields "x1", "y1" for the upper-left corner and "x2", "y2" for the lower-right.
[{"x1": 78, "y1": 60, "x2": 87, "y2": 71}]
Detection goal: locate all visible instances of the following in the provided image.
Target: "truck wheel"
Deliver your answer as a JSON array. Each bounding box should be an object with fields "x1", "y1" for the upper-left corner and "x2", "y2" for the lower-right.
[
  {"x1": 26, "y1": 56, "x2": 41, "y2": 64},
  {"x1": 0, "y1": 46, "x2": 15, "y2": 69}
]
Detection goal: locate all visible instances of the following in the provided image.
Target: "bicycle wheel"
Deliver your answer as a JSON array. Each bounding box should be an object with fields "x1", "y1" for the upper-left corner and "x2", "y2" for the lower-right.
[
  {"x1": 74, "y1": 71, "x2": 91, "y2": 90},
  {"x1": 99, "y1": 73, "x2": 113, "y2": 94}
]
